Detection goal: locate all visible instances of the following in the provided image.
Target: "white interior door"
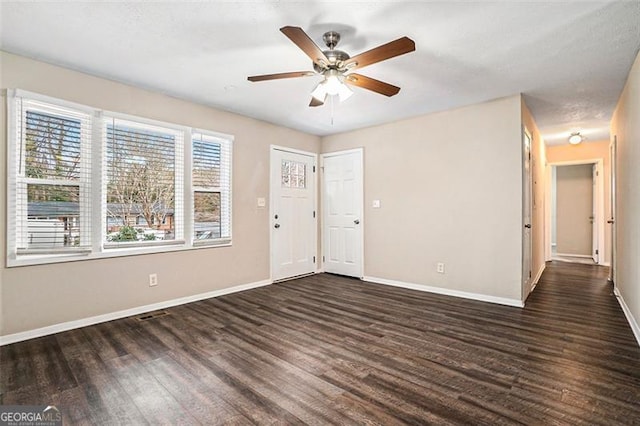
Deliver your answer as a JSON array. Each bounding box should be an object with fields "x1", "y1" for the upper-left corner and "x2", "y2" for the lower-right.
[
  {"x1": 322, "y1": 149, "x2": 363, "y2": 278},
  {"x1": 271, "y1": 148, "x2": 316, "y2": 281},
  {"x1": 523, "y1": 129, "x2": 533, "y2": 295}
]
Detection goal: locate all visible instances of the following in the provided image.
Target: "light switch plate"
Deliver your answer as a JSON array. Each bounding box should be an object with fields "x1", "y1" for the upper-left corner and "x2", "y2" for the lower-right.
[
  {"x1": 372, "y1": 199, "x2": 381, "y2": 208},
  {"x1": 257, "y1": 197, "x2": 266, "y2": 208}
]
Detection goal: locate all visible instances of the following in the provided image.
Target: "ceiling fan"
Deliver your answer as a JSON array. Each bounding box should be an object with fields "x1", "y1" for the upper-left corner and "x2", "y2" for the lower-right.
[{"x1": 248, "y1": 26, "x2": 416, "y2": 107}]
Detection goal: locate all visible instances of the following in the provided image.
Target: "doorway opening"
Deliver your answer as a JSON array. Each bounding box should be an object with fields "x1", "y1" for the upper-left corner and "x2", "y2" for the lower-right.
[{"x1": 547, "y1": 159, "x2": 605, "y2": 265}]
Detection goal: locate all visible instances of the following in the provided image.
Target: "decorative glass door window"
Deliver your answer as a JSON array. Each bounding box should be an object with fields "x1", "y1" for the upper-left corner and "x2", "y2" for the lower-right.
[{"x1": 281, "y1": 160, "x2": 306, "y2": 189}]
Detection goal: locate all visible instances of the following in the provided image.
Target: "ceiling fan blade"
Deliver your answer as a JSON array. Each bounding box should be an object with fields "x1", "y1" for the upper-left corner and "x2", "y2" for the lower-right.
[
  {"x1": 344, "y1": 37, "x2": 415, "y2": 70},
  {"x1": 345, "y1": 73, "x2": 400, "y2": 97},
  {"x1": 280, "y1": 26, "x2": 330, "y2": 67},
  {"x1": 309, "y1": 96, "x2": 325, "y2": 107},
  {"x1": 248, "y1": 71, "x2": 314, "y2": 82}
]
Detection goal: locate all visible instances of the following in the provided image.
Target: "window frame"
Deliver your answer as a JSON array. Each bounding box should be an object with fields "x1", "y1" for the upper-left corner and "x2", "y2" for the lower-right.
[
  {"x1": 6, "y1": 89, "x2": 234, "y2": 267},
  {"x1": 15, "y1": 102, "x2": 94, "y2": 255},
  {"x1": 190, "y1": 130, "x2": 233, "y2": 247},
  {"x1": 101, "y1": 113, "x2": 186, "y2": 249}
]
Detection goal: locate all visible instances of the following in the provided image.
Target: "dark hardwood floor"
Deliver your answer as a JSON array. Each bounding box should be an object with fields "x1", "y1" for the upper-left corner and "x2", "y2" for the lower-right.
[{"x1": 2, "y1": 261, "x2": 639, "y2": 425}]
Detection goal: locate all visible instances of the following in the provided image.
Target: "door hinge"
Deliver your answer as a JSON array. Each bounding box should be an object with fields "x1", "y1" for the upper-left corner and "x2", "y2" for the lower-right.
[
  {"x1": 313, "y1": 210, "x2": 316, "y2": 218},
  {"x1": 323, "y1": 256, "x2": 325, "y2": 262},
  {"x1": 313, "y1": 165, "x2": 316, "y2": 172},
  {"x1": 596, "y1": 249, "x2": 599, "y2": 255},
  {"x1": 313, "y1": 256, "x2": 316, "y2": 263},
  {"x1": 529, "y1": 271, "x2": 532, "y2": 278}
]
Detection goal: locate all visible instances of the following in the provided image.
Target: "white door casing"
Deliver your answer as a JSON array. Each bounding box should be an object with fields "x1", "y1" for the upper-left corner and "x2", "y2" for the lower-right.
[
  {"x1": 609, "y1": 136, "x2": 617, "y2": 283},
  {"x1": 523, "y1": 128, "x2": 533, "y2": 297},
  {"x1": 270, "y1": 147, "x2": 317, "y2": 281},
  {"x1": 322, "y1": 149, "x2": 363, "y2": 278}
]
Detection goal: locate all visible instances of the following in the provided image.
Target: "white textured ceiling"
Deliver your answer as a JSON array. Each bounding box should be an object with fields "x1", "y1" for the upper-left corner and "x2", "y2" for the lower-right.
[{"x1": 1, "y1": 1, "x2": 639, "y2": 145}]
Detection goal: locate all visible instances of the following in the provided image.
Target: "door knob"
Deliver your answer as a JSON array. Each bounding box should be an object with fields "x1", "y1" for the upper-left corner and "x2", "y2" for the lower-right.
[
  {"x1": 607, "y1": 220, "x2": 615, "y2": 224},
  {"x1": 354, "y1": 219, "x2": 360, "y2": 225},
  {"x1": 274, "y1": 223, "x2": 280, "y2": 229},
  {"x1": 524, "y1": 224, "x2": 531, "y2": 228}
]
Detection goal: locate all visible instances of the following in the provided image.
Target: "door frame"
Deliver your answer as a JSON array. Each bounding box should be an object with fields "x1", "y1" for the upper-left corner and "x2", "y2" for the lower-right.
[
  {"x1": 544, "y1": 158, "x2": 605, "y2": 264},
  {"x1": 609, "y1": 136, "x2": 617, "y2": 284},
  {"x1": 269, "y1": 145, "x2": 319, "y2": 282},
  {"x1": 522, "y1": 126, "x2": 533, "y2": 299},
  {"x1": 320, "y1": 148, "x2": 365, "y2": 278}
]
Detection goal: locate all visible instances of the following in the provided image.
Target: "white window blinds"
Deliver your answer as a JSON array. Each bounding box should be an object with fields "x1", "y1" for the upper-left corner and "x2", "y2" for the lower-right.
[
  {"x1": 104, "y1": 116, "x2": 184, "y2": 247},
  {"x1": 13, "y1": 97, "x2": 92, "y2": 254},
  {"x1": 192, "y1": 132, "x2": 232, "y2": 243}
]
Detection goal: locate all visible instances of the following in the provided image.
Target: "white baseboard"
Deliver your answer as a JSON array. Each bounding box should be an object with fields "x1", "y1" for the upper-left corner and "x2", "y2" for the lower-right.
[
  {"x1": 533, "y1": 263, "x2": 546, "y2": 285},
  {"x1": 599, "y1": 262, "x2": 611, "y2": 267},
  {"x1": 363, "y1": 276, "x2": 524, "y2": 308},
  {"x1": 613, "y1": 287, "x2": 640, "y2": 347},
  {"x1": 556, "y1": 253, "x2": 592, "y2": 258},
  {"x1": 0, "y1": 279, "x2": 272, "y2": 346},
  {"x1": 525, "y1": 263, "x2": 546, "y2": 301}
]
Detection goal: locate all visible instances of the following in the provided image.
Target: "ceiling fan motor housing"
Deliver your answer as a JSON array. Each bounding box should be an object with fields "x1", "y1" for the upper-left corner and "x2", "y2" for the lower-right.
[
  {"x1": 314, "y1": 49, "x2": 350, "y2": 72},
  {"x1": 312, "y1": 31, "x2": 351, "y2": 73}
]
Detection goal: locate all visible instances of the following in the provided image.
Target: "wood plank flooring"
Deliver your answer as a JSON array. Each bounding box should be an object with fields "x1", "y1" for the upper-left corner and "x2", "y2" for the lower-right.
[{"x1": 1, "y1": 261, "x2": 639, "y2": 425}]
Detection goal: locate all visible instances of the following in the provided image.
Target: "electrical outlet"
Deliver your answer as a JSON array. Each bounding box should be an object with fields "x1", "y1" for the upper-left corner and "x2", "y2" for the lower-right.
[
  {"x1": 149, "y1": 273, "x2": 158, "y2": 287},
  {"x1": 436, "y1": 262, "x2": 445, "y2": 274}
]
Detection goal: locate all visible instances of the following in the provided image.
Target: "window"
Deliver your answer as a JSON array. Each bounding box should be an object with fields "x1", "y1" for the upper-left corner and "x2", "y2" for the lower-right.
[
  {"x1": 281, "y1": 160, "x2": 306, "y2": 188},
  {"x1": 192, "y1": 132, "x2": 232, "y2": 243},
  {"x1": 104, "y1": 117, "x2": 183, "y2": 246},
  {"x1": 12, "y1": 98, "x2": 92, "y2": 254},
  {"x1": 7, "y1": 90, "x2": 233, "y2": 266}
]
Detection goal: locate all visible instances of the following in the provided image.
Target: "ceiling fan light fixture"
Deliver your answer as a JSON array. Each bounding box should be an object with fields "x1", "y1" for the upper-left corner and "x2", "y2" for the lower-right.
[
  {"x1": 312, "y1": 70, "x2": 353, "y2": 102},
  {"x1": 337, "y1": 83, "x2": 353, "y2": 102},
  {"x1": 311, "y1": 81, "x2": 328, "y2": 102},
  {"x1": 324, "y1": 70, "x2": 343, "y2": 95},
  {"x1": 568, "y1": 132, "x2": 583, "y2": 144}
]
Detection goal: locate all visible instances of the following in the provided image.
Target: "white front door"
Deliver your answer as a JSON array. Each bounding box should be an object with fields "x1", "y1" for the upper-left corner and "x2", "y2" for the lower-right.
[
  {"x1": 271, "y1": 148, "x2": 316, "y2": 281},
  {"x1": 322, "y1": 149, "x2": 363, "y2": 278}
]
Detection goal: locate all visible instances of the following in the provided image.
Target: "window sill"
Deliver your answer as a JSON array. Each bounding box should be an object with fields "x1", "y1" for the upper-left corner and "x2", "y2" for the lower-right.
[{"x1": 7, "y1": 240, "x2": 233, "y2": 268}]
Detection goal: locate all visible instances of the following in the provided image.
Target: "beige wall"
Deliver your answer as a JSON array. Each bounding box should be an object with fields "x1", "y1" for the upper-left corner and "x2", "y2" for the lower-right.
[
  {"x1": 547, "y1": 140, "x2": 611, "y2": 264},
  {"x1": 0, "y1": 52, "x2": 321, "y2": 337},
  {"x1": 322, "y1": 95, "x2": 524, "y2": 302},
  {"x1": 555, "y1": 164, "x2": 594, "y2": 255},
  {"x1": 521, "y1": 100, "x2": 546, "y2": 297},
  {"x1": 610, "y1": 50, "x2": 640, "y2": 340}
]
